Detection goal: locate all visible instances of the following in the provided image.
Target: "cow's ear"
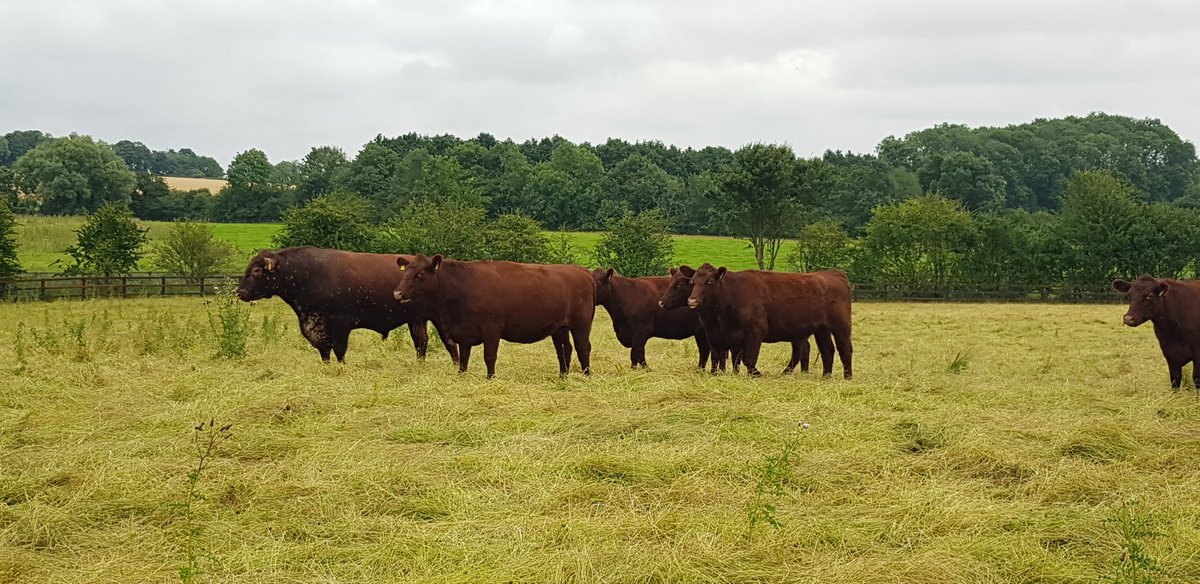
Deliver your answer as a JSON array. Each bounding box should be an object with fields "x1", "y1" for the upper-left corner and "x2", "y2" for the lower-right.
[
  {"x1": 679, "y1": 265, "x2": 696, "y2": 277},
  {"x1": 715, "y1": 267, "x2": 727, "y2": 281},
  {"x1": 1112, "y1": 279, "x2": 1131, "y2": 293},
  {"x1": 431, "y1": 254, "x2": 443, "y2": 271},
  {"x1": 396, "y1": 256, "x2": 409, "y2": 271},
  {"x1": 1157, "y1": 281, "x2": 1170, "y2": 296},
  {"x1": 669, "y1": 267, "x2": 678, "y2": 276},
  {"x1": 605, "y1": 268, "x2": 615, "y2": 280}
]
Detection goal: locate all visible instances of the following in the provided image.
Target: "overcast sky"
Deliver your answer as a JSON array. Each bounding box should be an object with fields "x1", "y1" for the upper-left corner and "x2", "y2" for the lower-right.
[{"x1": 2, "y1": 0, "x2": 1198, "y2": 166}]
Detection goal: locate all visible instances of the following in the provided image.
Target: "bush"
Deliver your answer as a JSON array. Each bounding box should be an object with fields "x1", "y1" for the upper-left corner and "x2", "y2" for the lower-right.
[
  {"x1": 63, "y1": 203, "x2": 149, "y2": 277},
  {"x1": 593, "y1": 210, "x2": 675, "y2": 277},
  {"x1": 373, "y1": 202, "x2": 488, "y2": 259},
  {"x1": 484, "y1": 214, "x2": 549, "y2": 263},
  {"x1": 151, "y1": 221, "x2": 237, "y2": 282},
  {"x1": 786, "y1": 221, "x2": 855, "y2": 273},
  {"x1": 545, "y1": 231, "x2": 579, "y2": 265},
  {"x1": 274, "y1": 191, "x2": 374, "y2": 251}
]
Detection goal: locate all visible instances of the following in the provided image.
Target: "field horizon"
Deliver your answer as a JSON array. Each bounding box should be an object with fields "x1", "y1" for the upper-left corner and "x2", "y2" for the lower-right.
[{"x1": 2, "y1": 297, "x2": 1198, "y2": 582}]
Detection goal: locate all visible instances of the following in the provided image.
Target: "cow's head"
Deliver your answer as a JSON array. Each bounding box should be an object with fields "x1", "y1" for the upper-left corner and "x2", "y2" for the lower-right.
[
  {"x1": 1113, "y1": 275, "x2": 1169, "y2": 327},
  {"x1": 658, "y1": 265, "x2": 696, "y2": 309},
  {"x1": 393, "y1": 254, "x2": 443, "y2": 305},
  {"x1": 591, "y1": 268, "x2": 616, "y2": 306},
  {"x1": 686, "y1": 263, "x2": 726, "y2": 309},
  {"x1": 236, "y1": 250, "x2": 282, "y2": 301}
]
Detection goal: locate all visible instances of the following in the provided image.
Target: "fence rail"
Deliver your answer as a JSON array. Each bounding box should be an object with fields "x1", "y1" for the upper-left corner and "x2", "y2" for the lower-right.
[
  {"x1": 0, "y1": 274, "x2": 242, "y2": 301},
  {"x1": 0, "y1": 275, "x2": 1122, "y2": 303}
]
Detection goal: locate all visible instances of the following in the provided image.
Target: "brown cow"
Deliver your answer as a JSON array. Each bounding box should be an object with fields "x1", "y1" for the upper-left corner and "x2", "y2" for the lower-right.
[
  {"x1": 684, "y1": 263, "x2": 852, "y2": 378},
  {"x1": 659, "y1": 266, "x2": 812, "y2": 375},
  {"x1": 235, "y1": 247, "x2": 458, "y2": 363},
  {"x1": 1113, "y1": 275, "x2": 1200, "y2": 389},
  {"x1": 591, "y1": 268, "x2": 711, "y2": 369},
  {"x1": 393, "y1": 254, "x2": 594, "y2": 378}
]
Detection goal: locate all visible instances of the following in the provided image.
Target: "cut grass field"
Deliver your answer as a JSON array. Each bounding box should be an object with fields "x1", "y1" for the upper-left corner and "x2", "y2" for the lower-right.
[
  {"x1": 13, "y1": 216, "x2": 760, "y2": 274},
  {"x1": 162, "y1": 177, "x2": 229, "y2": 193},
  {"x1": 2, "y1": 298, "x2": 1199, "y2": 582}
]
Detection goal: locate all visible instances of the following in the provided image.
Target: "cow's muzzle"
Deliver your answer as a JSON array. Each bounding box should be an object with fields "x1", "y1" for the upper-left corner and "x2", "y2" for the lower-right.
[
  {"x1": 1123, "y1": 314, "x2": 1141, "y2": 327},
  {"x1": 687, "y1": 298, "x2": 700, "y2": 309},
  {"x1": 393, "y1": 290, "x2": 411, "y2": 303}
]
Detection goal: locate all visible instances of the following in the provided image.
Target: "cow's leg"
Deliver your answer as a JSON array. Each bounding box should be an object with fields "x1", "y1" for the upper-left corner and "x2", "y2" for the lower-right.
[
  {"x1": 483, "y1": 336, "x2": 501, "y2": 379},
  {"x1": 570, "y1": 324, "x2": 592, "y2": 376},
  {"x1": 814, "y1": 332, "x2": 836, "y2": 378},
  {"x1": 732, "y1": 346, "x2": 743, "y2": 373},
  {"x1": 694, "y1": 330, "x2": 710, "y2": 370},
  {"x1": 1191, "y1": 358, "x2": 1200, "y2": 391},
  {"x1": 832, "y1": 328, "x2": 853, "y2": 380},
  {"x1": 298, "y1": 313, "x2": 334, "y2": 362},
  {"x1": 552, "y1": 328, "x2": 572, "y2": 375},
  {"x1": 331, "y1": 327, "x2": 350, "y2": 363},
  {"x1": 458, "y1": 344, "x2": 472, "y2": 374},
  {"x1": 712, "y1": 348, "x2": 726, "y2": 374},
  {"x1": 631, "y1": 336, "x2": 648, "y2": 368},
  {"x1": 408, "y1": 320, "x2": 430, "y2": 361},
  {"x1": 430, "y1": 320, "x2": 460, "y2": 366},
  {"x1": 800, "y1": 336, "x2": 813, "y2": 373},
  {"x1": 741, "y1": 340, "x2": 763, "y2": 376},
  {"x1": 783, "y1": 339, "x2": 806, "y2": 374}
]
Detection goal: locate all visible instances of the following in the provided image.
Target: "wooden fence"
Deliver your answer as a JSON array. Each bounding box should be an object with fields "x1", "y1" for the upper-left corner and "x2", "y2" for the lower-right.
[
  {"x1": 0, "y1": 274, "x2": 242, "y2": 301},
  {"x1": 0, "y1": 275, "x2": 1121, "y2": 303}
]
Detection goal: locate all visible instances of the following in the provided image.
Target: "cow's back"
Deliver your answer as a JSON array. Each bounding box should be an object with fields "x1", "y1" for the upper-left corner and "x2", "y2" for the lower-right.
[
  {"x1": 723, "y1": 270, "x2": 851, "y2": 340},
  {"x1": 279, "y1": 247, "x2": 412, "y2": 325},
  {"x1": 445, "y1": 261, "x2": 595, "y2": 341}
]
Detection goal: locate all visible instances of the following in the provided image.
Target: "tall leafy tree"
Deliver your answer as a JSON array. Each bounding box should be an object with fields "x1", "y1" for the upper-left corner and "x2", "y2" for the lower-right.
[
  {"x1": 712, "y1": 144, "x2": 834, "y2": 270},
  {"x1": 12, "y1": 135, "x2": 136, "y2": 215},
  {"x1": 226, "y1": 149, "x2": 273, "y2": 189},
  {"x1": 0, "y1": 130, "x2": 50, "y2": 166},
  {"x1": 297, "y1": 146, "x2": 349, "y2": 203}
]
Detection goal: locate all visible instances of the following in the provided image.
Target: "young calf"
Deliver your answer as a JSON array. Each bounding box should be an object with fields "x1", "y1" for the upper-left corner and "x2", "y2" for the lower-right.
[{"x1": 1114, "y1": 275, "x2": 1200, "y2": 389}]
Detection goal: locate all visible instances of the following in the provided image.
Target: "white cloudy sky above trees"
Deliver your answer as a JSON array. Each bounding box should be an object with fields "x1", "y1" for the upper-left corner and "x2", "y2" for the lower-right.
[{"x1": 1, "y1": 0, "x2": 1197, "y2": 165}]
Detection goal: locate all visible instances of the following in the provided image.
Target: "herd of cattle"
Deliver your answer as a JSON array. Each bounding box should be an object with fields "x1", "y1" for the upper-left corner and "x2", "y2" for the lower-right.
[
  {"x1": 234, "y1": 246, "x2": 1198, "y2": 388},
  {"x1": 234, "y1": 247, "x2": 853, "y2": 379}
]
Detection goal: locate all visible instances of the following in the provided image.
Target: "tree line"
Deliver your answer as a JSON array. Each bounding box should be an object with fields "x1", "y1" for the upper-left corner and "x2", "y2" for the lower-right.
[{"x1": 1, "y1": 112, "x2": 1199, "y2": 289}]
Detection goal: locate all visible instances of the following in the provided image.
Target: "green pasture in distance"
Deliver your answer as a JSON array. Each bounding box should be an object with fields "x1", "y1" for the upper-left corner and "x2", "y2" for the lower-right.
[
  {"x1": 12, "y1": 215, "x2": 762, "y2": 274},
  {"x1": 2, "y1": 298, "x2": 1197, "y2": 581}
]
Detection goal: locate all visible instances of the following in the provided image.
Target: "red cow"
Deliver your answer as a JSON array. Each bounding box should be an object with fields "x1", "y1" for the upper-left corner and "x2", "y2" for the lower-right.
[
  {"x1": 393, "y1": 255, "x2": 594, "y2": 378},
  {"x1": 1113, "y1": 275, "x2": 1200, "y2": 389},
  {"x1": 591, "y1": 268, "x2": 711, "y2": 369},
  {"x1": 684, "y1": 264, "x2": 852, "y2": 378}
]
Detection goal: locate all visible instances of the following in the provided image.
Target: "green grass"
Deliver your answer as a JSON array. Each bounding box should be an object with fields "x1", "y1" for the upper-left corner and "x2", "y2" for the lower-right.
[
  {"x1": 13, "y1": 217, "x2": 762, "y2": 274},
  {"x1": 13, "y1": 216, "x2": 281, "y2": 273},
  {"x1": 2, "y1": 299, "x2": 1199, "y2": 582}
]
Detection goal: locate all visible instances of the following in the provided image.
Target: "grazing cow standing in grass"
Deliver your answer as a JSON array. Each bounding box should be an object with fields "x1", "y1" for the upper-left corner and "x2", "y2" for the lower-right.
[
  {"x1": 235, "y1": 247, "x2": 459, "y2": 364},
  {"x1": 393, "y1": 254, "x2": 594, "y2": 378},
  {"x1": 591, "y1": 268, "x2": 711, "y2": 369},
  {"x1": 684, "y1": 264, "x2": 851, "y2": 378},
  {"x1": 1113, "y1": 275, "x2": 1200, "y2": 389}
]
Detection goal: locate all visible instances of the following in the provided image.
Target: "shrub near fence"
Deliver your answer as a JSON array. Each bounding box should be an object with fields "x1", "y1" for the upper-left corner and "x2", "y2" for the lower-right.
[{"x1": 2, "y1": 273, "x2": 241, "y2": 301}]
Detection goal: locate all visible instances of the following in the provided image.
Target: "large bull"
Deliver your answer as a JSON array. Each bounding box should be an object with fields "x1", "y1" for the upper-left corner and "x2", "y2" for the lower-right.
[
  {"x1": 235, "y1": 247, "x2": 458, "y2": 363},
  {"x1": 1113, "y1": 275, "x2": 1200, "y2": 389},
  {"x1": 393, "y1": 254, "x2": 594, "y2": 378}
]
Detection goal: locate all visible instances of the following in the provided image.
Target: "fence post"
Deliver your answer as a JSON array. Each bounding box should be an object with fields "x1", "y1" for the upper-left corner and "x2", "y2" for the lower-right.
[
  {"x1": 199, "y1": 276, "x2": 206, "y2": 297},
  {"x1": 161, "y1": 276, "x2": 167, "y2": 296},
  {"x1": 80, "y1": 277, "x2": 86, "y2": 300},
  {"x1": 122, "y1": 276, "x2": 128, "y2": 298},
  {"x1": 39, "y1": 278, "x2": 46, "y2": 301}
]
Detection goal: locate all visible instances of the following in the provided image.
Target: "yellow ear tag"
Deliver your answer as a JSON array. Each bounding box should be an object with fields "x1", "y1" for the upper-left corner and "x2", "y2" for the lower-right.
[
  {"x1": 399, "y1": 265, "x2": 406, "y2": 271},
  {"x1": 434, "y1": 264, "x2": 439, "y2": 271}
]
